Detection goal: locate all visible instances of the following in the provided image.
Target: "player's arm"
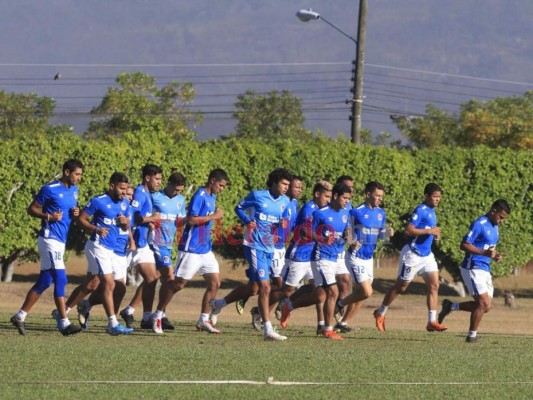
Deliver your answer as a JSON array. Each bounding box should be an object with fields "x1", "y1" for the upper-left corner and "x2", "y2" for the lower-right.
[
  {"x1": 405, "y1": 222, "x2": 440, "y2": 237},
  {"x1": 78, "y1": 210, "x2": 108, "y2": 237},
  {"x1": 27, "y1": 199, "x2": 63, "y2": 222},
  {"x1": 187, "y1": 209, "x2": 223, "y2": 225},
  {"x1": 234, "y1": 193, "x2": 256, "y2": 228}
]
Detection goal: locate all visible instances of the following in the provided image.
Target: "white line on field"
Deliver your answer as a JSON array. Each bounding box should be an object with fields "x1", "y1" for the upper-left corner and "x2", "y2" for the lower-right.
[{"x1": 4, "y1": 379, "x2": 533, "y2": 386}]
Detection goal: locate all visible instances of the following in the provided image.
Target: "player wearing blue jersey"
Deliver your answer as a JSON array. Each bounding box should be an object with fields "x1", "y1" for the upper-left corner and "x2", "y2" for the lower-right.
[
  {"x1": 336, "y1": 181, "x2": 394, "y2": 332},
  {"x1": 210, "y1": 168, "x2": 292, "y2": 341},
  {"x1": 119, "y1": 164, "x2": 162, "y2": 328},
  {"x1": 374, "y1": 183, "x2": 447, "y2": 333},
  {"x1": 280, "y1": 182, "x2": 352, "y2": 340},
  {"x1": 438, "y1": 199, "x2": 510, "y2": 343},
  {"x1": 269, "y1": 180, "x2": 332, "y2": 329},
  {"x1": 72, "y1": 172, "x2": 133, "y2": 335},
  {"x1": 11, "y1": 159, "x2": 84, "y2": 336},
  {"x1": 153, "y1": 169, "x2": 228, "y2": 334}
]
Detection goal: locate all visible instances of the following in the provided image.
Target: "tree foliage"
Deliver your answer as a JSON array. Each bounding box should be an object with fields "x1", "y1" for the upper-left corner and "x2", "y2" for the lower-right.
[
  {"x1": 231, "y1": 89, "x2": 313, "y2": 141},
  {"x1": 393, "y1": 91, "x2": 533, "y2": 149},
  {"x1": 86, "y1": 72, "x2": 200, "y2": 141}
]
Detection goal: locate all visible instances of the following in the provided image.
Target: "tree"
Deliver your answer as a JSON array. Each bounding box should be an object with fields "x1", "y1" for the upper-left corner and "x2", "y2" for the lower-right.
[
  {"x1": 392, "y1": 92, "x2": 533, "y2": 149},
  {"x1": 87, "y1": 72, "x2": 200, "y2": 140},
  {"x1": 231, "y1": 89, "x2": 313, "y2": 141}
]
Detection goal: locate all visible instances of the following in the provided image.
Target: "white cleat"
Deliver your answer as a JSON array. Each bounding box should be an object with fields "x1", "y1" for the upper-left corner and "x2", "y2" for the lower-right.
[
  {"x1": 196, "y1": 319, "x2": 221, "y2": 334},
  {"x1": 209, "y1": 299, "x2": 222, "y2": 326},
  {"x1": 264, "y1": 330, "x2": 287, "y2": 341},
  {"x1": 152, "y1": 317, "x2": 164, "y2": 334}
]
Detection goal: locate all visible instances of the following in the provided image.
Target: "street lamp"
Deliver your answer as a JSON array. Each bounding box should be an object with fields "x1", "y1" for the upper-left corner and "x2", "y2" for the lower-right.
[{"x1": 296, "y1": 4, "x2": 367, "y2": 145}]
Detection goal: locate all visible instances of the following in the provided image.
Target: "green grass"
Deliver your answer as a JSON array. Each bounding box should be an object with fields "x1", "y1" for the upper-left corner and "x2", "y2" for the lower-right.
[{"x1": 1, "y1": 313, "x2": 532, "y2": 400}]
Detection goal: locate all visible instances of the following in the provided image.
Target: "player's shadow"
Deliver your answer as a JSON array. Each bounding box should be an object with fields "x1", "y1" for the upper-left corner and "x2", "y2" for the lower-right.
[
  {"x1": 11, "y1": 274, "x2": 86, "y2": 285},
  {"x1": 372, "y1": 278, "x2": 461, "y2": 296}
]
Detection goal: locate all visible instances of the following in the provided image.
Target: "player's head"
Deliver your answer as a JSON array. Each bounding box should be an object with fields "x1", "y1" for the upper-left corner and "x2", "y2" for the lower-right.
[
  {"x1": 141, "y1": 164, "x2": 163, "y2": 193},
  {"x1": 488, "y1": 199, "x2": 511, "y2": 225},
  {"x1": 166, "y1": 172, "x2": 186, "y2": 197},
  {"x1": 331, "y1": 182, "x2": 352, "y2": 209},
  {"x1": 125, "y1": 183, "x2": 135, "y2": 203},
  {"x1": 109, "y1": 172, "x2": 129, "y2": 200},
  {"x1": 336, "y1": 175, "x2": 354, "y2": 194},
  {"x1": 267, "y1": 168, "x2": 293, "y2": 196},
  {"x1": 313, "y1": 179, "x2": 332, "y2": 208},
  {"x1": 62, "y1": 159, "x2": 84, "y2": 186},
  {"x1": 424, "y1": 182, "x2": 442, "y2": 208},
  {"x1": 288, "y1": 176, "x2": 304, "y2": 200},
  {"x1": 207, "y1": 168, "x2": 229, "y2": 194},
  {"x1": 365, "y1": 181, "x2": 385, "y2": 208}
]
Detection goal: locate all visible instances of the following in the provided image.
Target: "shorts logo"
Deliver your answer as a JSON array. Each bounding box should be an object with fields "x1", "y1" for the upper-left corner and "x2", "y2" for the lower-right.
[{"x1": 259, "y1": 269, "x2": 265, "y2": 278}]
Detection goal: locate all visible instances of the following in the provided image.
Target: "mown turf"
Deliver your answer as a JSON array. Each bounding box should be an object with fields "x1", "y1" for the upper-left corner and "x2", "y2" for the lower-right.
[{"x1": 1, "y1": 313, "x2": 532, "y2": 400}]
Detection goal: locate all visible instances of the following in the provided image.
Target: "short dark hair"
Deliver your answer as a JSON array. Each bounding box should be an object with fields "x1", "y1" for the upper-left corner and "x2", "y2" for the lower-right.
[
  {"x1": 168, "y1": 172, "x2": 186, "y2": 186},
  {"x1": 63, "y1": 159, "x2": 84, "y2": 173},
  {"x1": 142, "y1": 164, "x2": 162, "y2": 179},
  {"x1": 332, "y1": 182, "x2": 352, "y2": 197},
  {"x1": 208, "y1": 168, "x2": 229, "y2": 183},
  {"x1": 291, "y1": 175, "x2": 304, "y2": 183},
  {"x1": 336, "y1": 175, "x2": 354, "y2": 185},
  {"x1": 110, "y1": 172, "x2": 129, "y2": 184},
  {"x1": 365, "y1": 181, "x2": 385, "y2": 194},
  {"x1": 491, "y1": 199, "x2": 511, "y2": 214},
  {"x1": 424, "y1": 183, "x2": 442, "y2": 196},
  {"x1": 266, "y1": 168, "x2": 293, "y2": 187}
]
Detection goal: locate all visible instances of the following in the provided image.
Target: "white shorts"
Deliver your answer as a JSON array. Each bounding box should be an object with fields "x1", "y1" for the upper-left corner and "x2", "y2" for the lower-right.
[
  {"x1": 397, "y1": 245, "x2": 438, "y2": 282},
  {"x1": 131, "y1": 246, "x2": 155, "y2": 266},
  {"x1": 311, "y1": 259, "x2": 337, "y2": 287},
  {"x1": 284, "y1": 260, "x2": 313, "y2": 287},
  {"x1": 271, "y1": 247, "x2": 286, "y2": 278},
  {"x1": 112, "y1": 253, "x2": 129, "y2": 281},
  {"x1": 174, "y1": 251, "x2": 219, "y2": 280},
  {"x1": 335, "y1": 252, "x2": 349, "y2": 276},
  {"x1": 461, "y1": 268, "x2": 494, "y2": 298},
  {"x1": 85, "y1": 240, "x2": 114, "y2": 275},
  {"x1": 345, "y1": 254, "x2": 374, "y2": 284},
  {"x1": 38, "y1": 236, "x2": 66, "y2": 271}
]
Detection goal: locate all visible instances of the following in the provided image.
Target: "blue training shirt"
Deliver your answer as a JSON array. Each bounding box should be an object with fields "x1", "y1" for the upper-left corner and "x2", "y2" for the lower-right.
[
  {"x1": 407, "y1": 202, "x2": 437, "y2": 257},
  {"x1": 286, "y1": 200, "x2": 319, "y2": 262},
  {"x1": 84, "y1": 193, "x2": 131, "y2": 251},
  {"x1": 34, "y1": 180, "x2": 79, "y2": 243},
  {"x1": 151, "y1": 190, "x2": 186, "y2": 250},
  {"x1": 235, "y1": 189, "x2": 290, "y2": 253},
  {"x1": 178, "y1": 187, "x2": 216, "y2": 254},
  {"x1": 275, "y1": 197, "x2": 299, "y2": 250},
  {"x1": 114, "y1": 203, "x2": 134, "y2": 257},
  {"x1": 349, "y1": 203, "x2": 387, "y2": 260},
  {"x1": 461, "y1": 215, "x2": 500, "y2": 272},
  {"x1": 311, "y1": 205, "x2": 350, "y2": 262},
  {"x1": 131, "y1": 184, "x2": 153, "y2": 248}
]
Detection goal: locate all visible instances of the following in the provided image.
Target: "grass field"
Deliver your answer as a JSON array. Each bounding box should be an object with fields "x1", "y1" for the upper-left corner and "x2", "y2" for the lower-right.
[{"x1": 1, "y1": 257, "x2": 532, "y2": 399}]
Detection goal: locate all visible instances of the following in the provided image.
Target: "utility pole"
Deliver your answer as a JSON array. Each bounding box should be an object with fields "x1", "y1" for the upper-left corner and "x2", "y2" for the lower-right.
[{"x1": 352, "y1": 0, "x2": 367, "y2": 144}]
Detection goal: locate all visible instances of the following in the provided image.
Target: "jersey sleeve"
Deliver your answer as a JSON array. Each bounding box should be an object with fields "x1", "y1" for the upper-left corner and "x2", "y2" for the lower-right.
[
  {"x1": 34, "y1": 185, "x2": 51, "y2": 207},
  {"x1": 188, "y1": 192, "x2": 205, "y2": 217},
  {"x1": 234, "y1": 192, "x2": 255, "y2": 224},
  {"x1": 83, "y1": 197, "x2": 98, "y2": 217},
  {"x1": 463, "y1": 220, "x2": 482, "y2": 245}
]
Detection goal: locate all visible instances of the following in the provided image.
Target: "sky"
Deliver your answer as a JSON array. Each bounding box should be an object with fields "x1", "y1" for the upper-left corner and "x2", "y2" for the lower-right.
[{"x1": 1, "y1": 1, "x2": 532, "y2": 142}]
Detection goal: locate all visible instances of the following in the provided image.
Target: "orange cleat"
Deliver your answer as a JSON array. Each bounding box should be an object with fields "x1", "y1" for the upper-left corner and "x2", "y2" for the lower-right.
[
  {"x1": 323, "y1": 329, "x2": 344, "y2": 341},
  {"x1": 373, "y1": 309, "x2": 386, "y2": 332},
  {"x1": 426, "y1": 321, "x2": 447, "y2": 332},
  {"x1": 280, "y1": 302, "x2": 291, "y2": 329}
]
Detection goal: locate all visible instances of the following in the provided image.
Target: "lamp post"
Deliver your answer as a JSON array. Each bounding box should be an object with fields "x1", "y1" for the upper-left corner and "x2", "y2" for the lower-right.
[{"x1": 296, "y1": 2, "x2": 367, "y2": 145}]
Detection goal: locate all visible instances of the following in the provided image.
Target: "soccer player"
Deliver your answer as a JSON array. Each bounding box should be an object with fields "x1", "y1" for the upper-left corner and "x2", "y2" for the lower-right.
[
  {"x1": 438, "y1": 199, "x2": 510, "y2": 343},
  {"x1": 210, "y1": 168, "x2": 292, "y2": 341},
  {"x1": 75, "y1": 172, "x2": 133, "y2": 335},
  {"x1": 271, "y1": 180, "x2": 332, "y2": 334},
  {"x1": 335, "y1": 181, "x2": 393, "y2": 332},
  {"x1": 152, "y1": 169, "x2": 228, "y2": 334},
  {"x1": 373, "y1": 183, "x2": 447, "y2": 332},
  {"x1": 119, "y1": 164, "x2": 162, "y2": 328},
  {"x1": 11, "y1": 159, "x2": 84, "y2": 336},
  {"x1": 280, "y1": 182, "x2": 352, "y2": 340},
  {"x1": 249, "y1": 176, "x2": 303, "y2": 329}
]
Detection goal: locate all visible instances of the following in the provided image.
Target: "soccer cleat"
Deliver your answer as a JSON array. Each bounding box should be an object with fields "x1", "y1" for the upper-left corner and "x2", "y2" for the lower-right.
[
  {"x1": 465, "y1": 335, "x2": 480, "y2": 343},
  {"x1": 324, "y1": 329, "x2": 344, "y2": 340},
  {"x1": 426, "y1": 321, "x2": 447, "y2": 332},
  {"x1": 235, "y1": 298, "x2": 247, "y2": 315},
  {"x1": 119, "y1": 309, "x2": 134, "y2": 328},
  {"x1": 152, "y1": 318, "x2": 163, "y2": 334},
  {"x1": 51, "y1": 309, "x2": 60, "y2": 329},
  {"x1": 438, "y1": 299, "x2": 453, "y2": 324},
  {"x1": 140, "y1": 319, "x2": 152, "y2": 330},
  {"x1": 250, "y1": 306, "x2": 262, "y2": 332},
  {"x1": 10, "y1": 316, "x2": 26, "y2": 336},
  {"x1": 161, "y1": 317, "x2": 175, "y2": 330},
  {"x1": 334, "y1": 323, "x2": 353, "y2": 333},
  {"x1": 280, "y1": 302, "x2": 291, "y2": 329},
  {"x1": 316, "y1": 325, "x2": 324, "y2": 337},
  {"x1": 209, "y1": 299, "x2": 222, "y2": 321},
  {"x1": 107, "y1": 323, "x2": 134, "y2": 335},
  {"x1": 264, "y1": 330, "x2": 287, "y2": 341},
  {"x1": 209, "y1": 312, "x2": 218, "y2": 327},
  {"x1": 274, "y1": 299, "x2": 285, "y2": 321},
  {"x1": 373, "y1": 309, "x2": 386, "y2": 332},
  {"x1": 77, "y1": 300, "x2": 91, "y2": 330},
  {"x1": 60, "y1": 324, "x2": 82, "y2": 336},
  {"x1": 334, "y1": 302, "x2": 344, "y2": 323},
  {"x1": 196, "y1": 319, "x2": 221, "y2": 334}
]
